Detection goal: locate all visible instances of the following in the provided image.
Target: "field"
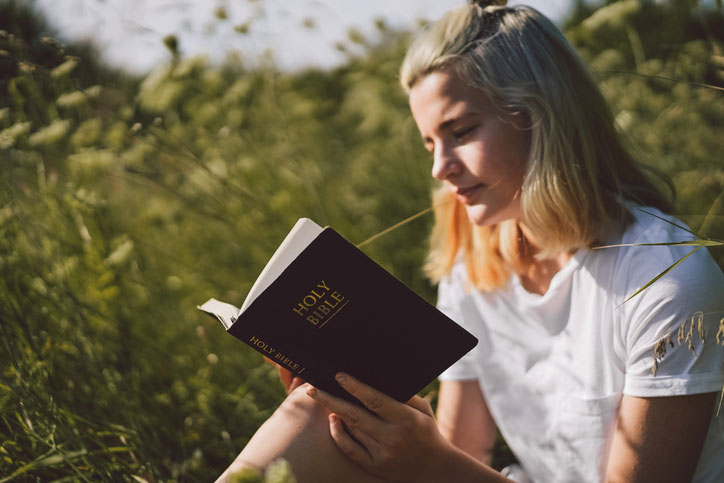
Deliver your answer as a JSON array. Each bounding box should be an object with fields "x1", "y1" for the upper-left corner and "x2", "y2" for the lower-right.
[{"x1": 1, "y1": 1, "x2": 723, "y2": 481}]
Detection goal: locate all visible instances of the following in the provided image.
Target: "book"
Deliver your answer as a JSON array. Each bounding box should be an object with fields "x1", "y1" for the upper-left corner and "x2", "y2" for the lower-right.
[{"x1": 198, "y1": 218, "x2": 478, "y2": 405}]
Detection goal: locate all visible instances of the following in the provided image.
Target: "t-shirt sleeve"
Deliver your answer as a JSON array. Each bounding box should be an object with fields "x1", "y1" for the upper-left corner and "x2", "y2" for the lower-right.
[
  {"x1": 620, "y1": 240, "x2": 724, "y2": 397},
  {"x1": 437, "y1": 266, "x2": 482, "y2": 381}
]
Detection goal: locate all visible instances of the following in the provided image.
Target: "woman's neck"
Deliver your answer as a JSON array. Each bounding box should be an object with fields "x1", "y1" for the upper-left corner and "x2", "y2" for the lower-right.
[
  {"x1": 516, "y1": 222, "x2": 574, "y2": 296},
  {"x1": 517, "y1": 252, "x2": 573, "y2": 295}
]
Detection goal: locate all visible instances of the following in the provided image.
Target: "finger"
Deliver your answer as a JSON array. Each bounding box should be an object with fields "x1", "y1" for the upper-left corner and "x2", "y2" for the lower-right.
[
  {"x1": 334, "y1": 373, "x2": 405, "y2": 422},
  {"x1": 278, "y1": 366, "x2": 294, "y2": 391},
  {"x1": 288, "y1": 377, "x2": 304, "y2": 393},
  {"x1": 333, "y1": 412, "x2": 381, "y2": 453},
  {"x1": 306, "y1": 386, "x2": 387, "y2": 438},
  {"x1": 328, "y1": 413, "x2": 375, "y2": 466},
  {"x1": 406, "y1": 395, "x2": 435, "y2": 417}
]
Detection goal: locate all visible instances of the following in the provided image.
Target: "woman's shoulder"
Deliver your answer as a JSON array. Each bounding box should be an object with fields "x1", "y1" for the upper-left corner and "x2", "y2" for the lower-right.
[
  {"x1": 438, "y1": 257, "x2": 516, "y2": 305},
  {"x1": 608, "y1": 205, "x2": 703, "y2": 273},
  {"x1": 618, "y1": 205, "x2": 691, "y2": 246},
  {"x1": 440, "y1": 260, "x2": 476, "y2": 296},
  {"x1": 606, "y1": 204, "x2": 724, "y2": 303}
]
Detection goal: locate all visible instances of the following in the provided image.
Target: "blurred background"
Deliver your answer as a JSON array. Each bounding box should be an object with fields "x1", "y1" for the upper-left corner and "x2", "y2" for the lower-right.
[{"x1": 1, "y1": 0, "x2": 723, "y2": 481}]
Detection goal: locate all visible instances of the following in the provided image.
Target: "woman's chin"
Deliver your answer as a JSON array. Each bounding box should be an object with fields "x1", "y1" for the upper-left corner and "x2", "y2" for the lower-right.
[{"x1": 465, "y1": 205, "x2": 515, "y2": 227}]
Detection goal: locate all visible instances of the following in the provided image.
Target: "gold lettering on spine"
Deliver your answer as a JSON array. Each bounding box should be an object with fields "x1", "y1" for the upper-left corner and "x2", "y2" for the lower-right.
[
  {"x1": 250, "y1": 337, "x2": 306, "y2": 374},
  {"x1": 274, "y1": 351, "x2": 303, "y2": 372},
  {"x1": 248, "y1": 336, "x2": 276, "y2": 355}
]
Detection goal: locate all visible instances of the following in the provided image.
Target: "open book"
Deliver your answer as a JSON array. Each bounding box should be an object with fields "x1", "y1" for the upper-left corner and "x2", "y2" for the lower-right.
[{"x1": 199, "y1": 218, "x2": 477, "y2": 404}]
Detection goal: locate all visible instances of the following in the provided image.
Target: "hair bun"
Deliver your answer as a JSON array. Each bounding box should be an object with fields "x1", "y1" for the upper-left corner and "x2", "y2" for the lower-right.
[{"x1": 469, "y1": 0, "x2": 508, "y2": 7}]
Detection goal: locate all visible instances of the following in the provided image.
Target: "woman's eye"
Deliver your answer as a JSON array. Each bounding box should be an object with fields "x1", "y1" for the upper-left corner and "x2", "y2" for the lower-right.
[{"x1": 453, "y1": 125, "x2": 476, "y2": 141}]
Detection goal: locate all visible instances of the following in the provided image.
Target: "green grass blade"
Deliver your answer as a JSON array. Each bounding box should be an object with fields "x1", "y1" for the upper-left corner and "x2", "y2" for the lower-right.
[
  {"x1": 594, "y1": 240, "x2": 723, "y2": 249},
  {"x1": 0, "y1": 450, "x2": 88, "y2": 483},
  {"x1": 601, "y1": 70, "x2": 724, "y2": 92},
  {"x1": 623, "y1": 243, "x2": 705, "y2": 303},
  {"x1": 636, "y1": 208, "x2": 701, "y2": 237},
  {"x1": 0, "y1": 446, "x2": 136, "y2": 483},
  {"x1": 699, "y1": 188, "x2": 724, "y2": 237},
  {"x1": 356, "y1": 207, "x2": 432, "y2": 248}
]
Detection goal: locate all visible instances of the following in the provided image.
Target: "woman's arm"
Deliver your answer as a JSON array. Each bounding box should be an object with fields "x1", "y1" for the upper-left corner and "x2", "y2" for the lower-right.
[
  {"x1": 437, "y1": 379, "x2": 498, "y2": 465},
  {"x1": 605, "y1": 392, "x2": 716, "y2": 482}
]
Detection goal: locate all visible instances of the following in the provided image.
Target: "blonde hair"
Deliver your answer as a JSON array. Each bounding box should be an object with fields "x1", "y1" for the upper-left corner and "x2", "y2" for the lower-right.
[{"x1": 401, "y1": 2, "x2": 673, "y2": 291}]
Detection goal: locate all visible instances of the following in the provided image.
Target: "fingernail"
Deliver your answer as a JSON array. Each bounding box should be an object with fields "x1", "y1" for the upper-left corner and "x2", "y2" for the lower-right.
[
  {"x1": 335, "y1": 373, "x2": 347, "y2": 385},
  {"x1": 329, "y1": 413, "x2": 338, "y2": 424},
  {"x1": 306, "y1": 387, "x2": 317, "y2": 398}
]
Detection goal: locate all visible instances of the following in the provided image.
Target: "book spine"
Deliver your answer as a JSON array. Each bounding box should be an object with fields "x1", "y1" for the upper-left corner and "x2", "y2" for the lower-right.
[
  {"x1": 234, "y1": 331, "x2": 331, "y2": 389},
  {"x1": 229, "y1": 327, "x2": 368, "y2": 403},
  {"x1": 239, "y1": 333, "x2": 303, "y2": 373}
]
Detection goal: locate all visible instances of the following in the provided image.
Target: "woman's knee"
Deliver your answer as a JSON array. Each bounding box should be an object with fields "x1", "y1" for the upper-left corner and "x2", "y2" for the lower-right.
[
  {"x1": 228, "y1": 384, "x2": 387, "y2": 483},
  {"x1": 231, "y1": 384, "x2": 333, "y2": 473},
  {"x1": 274, "y1": 383, "x2": 330, "y2": 436}
]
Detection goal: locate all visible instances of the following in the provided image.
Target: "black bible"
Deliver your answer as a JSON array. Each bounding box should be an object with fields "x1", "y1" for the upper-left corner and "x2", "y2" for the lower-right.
[{"x1": 198, "y1": 218, "x2": 478, "y2": 404}]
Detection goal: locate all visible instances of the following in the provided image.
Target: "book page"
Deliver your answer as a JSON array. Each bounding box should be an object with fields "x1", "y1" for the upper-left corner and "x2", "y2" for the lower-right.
[
  {"x1": 197, "y1": 298, "x2": 240, "y2": 330},
  {"x1": 240, "y1": 218, "x2": 323, "y2": 313}
]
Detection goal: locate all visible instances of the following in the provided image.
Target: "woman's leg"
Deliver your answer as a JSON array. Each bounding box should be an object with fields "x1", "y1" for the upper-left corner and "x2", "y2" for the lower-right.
[{"x1": 217, "y1": 384, "x2": 389, "y2": 483}]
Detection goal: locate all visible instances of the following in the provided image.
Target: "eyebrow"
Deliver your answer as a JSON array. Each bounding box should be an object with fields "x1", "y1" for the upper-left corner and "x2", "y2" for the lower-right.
[
  {"x1": 422, "y1": 112, "x2": 480, "y2": 142},
  {"x1": 438, "y1": 112, "x2": 479, "y2": 131}
]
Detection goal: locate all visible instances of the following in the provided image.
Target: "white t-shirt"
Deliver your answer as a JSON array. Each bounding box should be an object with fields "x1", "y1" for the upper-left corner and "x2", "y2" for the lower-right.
[{"x1": 437, "y1": 207, "x2": 724, "y2": 482}]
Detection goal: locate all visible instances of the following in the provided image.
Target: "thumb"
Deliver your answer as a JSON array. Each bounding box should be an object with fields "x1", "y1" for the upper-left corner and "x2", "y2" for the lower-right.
[{"x1": 406, "y1": 395, "x2": 434, "y2": 417}]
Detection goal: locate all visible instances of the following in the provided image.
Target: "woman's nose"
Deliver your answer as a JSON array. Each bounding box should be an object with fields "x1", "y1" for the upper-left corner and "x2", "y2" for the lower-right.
[{"x1": 431, "y1": 145, "x2": 461, "y2": 181}]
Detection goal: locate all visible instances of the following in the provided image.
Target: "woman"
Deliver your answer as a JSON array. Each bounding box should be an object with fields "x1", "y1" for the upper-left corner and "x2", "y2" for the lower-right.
[{"x1": 220, "y1": 2, "x2": 724, "y2": 481}]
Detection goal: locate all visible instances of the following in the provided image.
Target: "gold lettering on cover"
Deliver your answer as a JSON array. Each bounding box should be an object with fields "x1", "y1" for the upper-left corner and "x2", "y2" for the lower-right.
[
  {"x1": 292, "y1": 303, "x2": 308, "y2": 316},
  {"x1": 292, "y1": 280, "x2": 349, "y2": 328},
  {"x1": 317, "y1": 299, "x2": 350, "y2": 329}
]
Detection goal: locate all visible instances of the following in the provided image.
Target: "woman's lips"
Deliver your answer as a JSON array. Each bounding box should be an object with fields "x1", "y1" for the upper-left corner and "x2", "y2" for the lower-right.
[{"x1": 455, "y1": 184, "x2": 483, "y2": 203}]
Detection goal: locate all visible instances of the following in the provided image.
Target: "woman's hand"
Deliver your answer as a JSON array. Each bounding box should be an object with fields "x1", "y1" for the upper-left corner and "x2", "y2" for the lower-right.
[
  {"x1": 265, "y1": 357, "x2": 304, "y2": 395},
  {"x1": 305, "y1": 372, "x2": 459, "y2": 483},
  {"x1": 277, "y1": 366, "x2": 304, "y2": 394}
]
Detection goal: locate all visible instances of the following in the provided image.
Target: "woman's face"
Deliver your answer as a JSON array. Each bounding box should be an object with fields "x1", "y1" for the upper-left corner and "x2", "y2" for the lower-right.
[{"x1": 409, "y1": 70, "x2": 530, "y2": 227}]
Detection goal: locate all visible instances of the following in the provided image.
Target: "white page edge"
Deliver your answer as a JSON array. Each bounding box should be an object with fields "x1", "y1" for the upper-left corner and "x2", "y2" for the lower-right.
[{"x1": 239, "y1": 218, "x2": 323, "y2": 314}]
